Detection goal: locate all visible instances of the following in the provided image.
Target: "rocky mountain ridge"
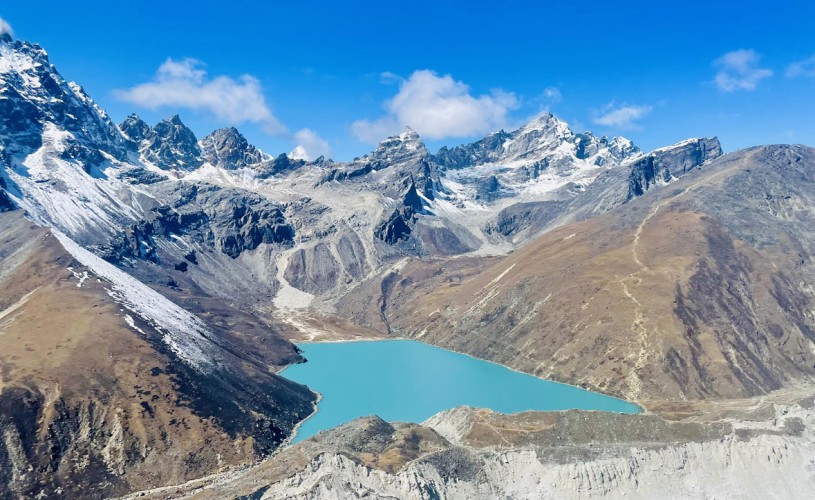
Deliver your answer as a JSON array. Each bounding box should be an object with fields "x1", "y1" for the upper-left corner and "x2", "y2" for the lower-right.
[{"x1": 0, "y1": 30, "x2": 723, "y2": 321}]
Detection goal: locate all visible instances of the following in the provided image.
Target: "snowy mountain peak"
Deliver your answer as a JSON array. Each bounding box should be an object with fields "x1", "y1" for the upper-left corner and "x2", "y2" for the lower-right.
[
  {"x1": 139, "y1": 115, "x2": 202, "y2": 170},
  {"x1": 434, "y1": 113, "x2": 581, "y2": 170},
  {"x1": 518, "y1": 112, "x2": 569, "y2": 135},
  {"x1": 0, "y1": 35, "x2": 126, "y2": 160},
  {"x1": 499, "y1": 113, "x2": 576, "y2": 162},
  {"x1": 0, "y1": 36, "x2": 50, "y2": 75},
  {"x1": 119, "y1": 114, "x2": 151, "y2": 143},
  {"x1": 364, "y1": 126, "x2": 429, "y2": 167},
  {"x1": 199, "y1": 126, "x2": 265, "y2": 170},
  {"x1": 399, "y1": 126, "x2": 420, "y2": 140}
]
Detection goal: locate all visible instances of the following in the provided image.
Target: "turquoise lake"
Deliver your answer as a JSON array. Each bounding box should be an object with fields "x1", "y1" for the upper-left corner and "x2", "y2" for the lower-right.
[{"x1": 282, "y1": 339, "x2": 641, "y2": 443}]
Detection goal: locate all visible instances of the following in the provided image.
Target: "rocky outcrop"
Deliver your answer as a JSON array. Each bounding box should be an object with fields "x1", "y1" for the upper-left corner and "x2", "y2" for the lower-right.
[
  {"x1": 0, "y1": 34, "x2": 127, "y2": 160},
  {"x1": 104, "y1": 182, "x2": 295, "y2": 262},
  {"x1": 199, "y1": 127, "x2": 264, "y2": 170},
  {"x1": 486, "y1": 199, "x2": 566, "y2": 238},
  {"x1": 256, "y1": 153, "x2": 306, "y2": 177},
  {"x1": 139, "y1": 115, "x2": 202, "y2": 171},
  {"x1": 626, "y1": 137, "x2": 722, "y2": 199},
  {"x1": 119, "y1": 114, "x2": 151, "y2": 143},
  {"x1": 374, "y1": 180, "x2": 430, "y2": 245},
  {"x1": 137, "y1": 399, "x2": 815, "y2": 499}
]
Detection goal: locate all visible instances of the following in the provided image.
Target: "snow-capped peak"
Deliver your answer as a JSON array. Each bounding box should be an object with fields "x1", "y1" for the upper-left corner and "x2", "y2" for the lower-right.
[
  {"x1": 0, "y1": 35, "x2": 48, "y2": 75},
  {"x1": 399, "y1": 126, "x2": 420, "y2": 141},
  {"x1": 138, "y1": 115, "x2": 202, "y2": 171},
  {"x1": 0, "y1": 35, "x2": 127, "y2": 160},
  {"x1": 199, "y1": 126, "x2": 266, "y2": 170},
  {"x1": 499, "y1": 113, "x2": 575, "y2": 162},
  {"x1": 289, "y1": 145, "x2": 308, "y2": 160},
  {"x1": 119, "y1": 114, "x2": 151, "y2": 143},
  {"x1": 517, "y1": 112, "x2": 572, "y2": 137},
  {"x1": 363, "y1": 126, "x2": 429, "y2": 167}
]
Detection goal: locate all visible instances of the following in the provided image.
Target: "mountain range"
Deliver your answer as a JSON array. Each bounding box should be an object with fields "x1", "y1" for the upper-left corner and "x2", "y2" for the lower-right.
[{"x1": 2, "y1": 31, "x2": 815, "y2": 498}]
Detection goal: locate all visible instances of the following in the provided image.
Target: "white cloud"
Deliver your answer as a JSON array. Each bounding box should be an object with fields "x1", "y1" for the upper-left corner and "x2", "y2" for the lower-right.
[
  {"x1": 350, "y1": 117, "x2": 400, "y2": 144},
  {"x1": 290, "y1": 128, "x2": 331, "y2": 160},
  {"x1": 785, "y1": 55, "x2": 815, "y2": 78},
  {"x1": 379, "y1": 71, "x2": 402, "y2": 84},
  {"x1": 713, "y1": 49, "x2": 773, "y2": 92},
  {"x1": 352, "y1": 69, "x2": 519, "y2": 143},
  {"x1": 0, "y1": 16, "x2": 13, "y2": 37},
  {"x1": 115, "y1": 58, "x2": 286, "y2": 134},
  {"x1": 543, "y1": 87, "x2": 562, "y2": 103},
  {"x1": 591, "y1": 102, "x2": 652, "y2": 129}
]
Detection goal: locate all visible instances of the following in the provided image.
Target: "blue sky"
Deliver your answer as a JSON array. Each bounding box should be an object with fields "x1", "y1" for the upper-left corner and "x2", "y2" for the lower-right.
[{"x1": 1, "y1": 1, "x2": 814, "y2": 160}]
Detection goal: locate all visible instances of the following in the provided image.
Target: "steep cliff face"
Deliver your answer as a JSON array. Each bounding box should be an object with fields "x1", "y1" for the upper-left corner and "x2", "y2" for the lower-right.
[
  {"x1": 485, "y1": 136, "x2": 723, "y2": 244},
  {"x1": 118, "y1": 182, "x2": 295, "y2": 260},
  {"x1": 0, "y1": 211, "x2": 316, "y2": 499},
  {"x1": 626, "y1": 137, "x2": 723, "y2": 200}
]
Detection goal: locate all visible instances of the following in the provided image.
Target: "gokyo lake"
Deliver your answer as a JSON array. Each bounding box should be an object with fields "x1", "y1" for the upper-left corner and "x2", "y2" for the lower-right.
[{"x1": 282, "y1": 339, "x2": 641, "y2": 443}]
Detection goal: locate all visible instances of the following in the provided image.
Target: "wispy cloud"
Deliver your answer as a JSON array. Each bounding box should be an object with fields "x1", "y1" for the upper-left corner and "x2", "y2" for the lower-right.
[
  {"x1": 379, "y1": 71, "x2": 402, "y2": 84},
  {"x1": 352, "y1": 69, "x2": 519, "y2": 143},
  {"x1": 713, "y1": 49, "x2": 773, "y2": 92},
  {"x1": 591, "y1": 102, "x2": 652, "y2": 129},
  {"x1": 290, "y1": 128, "x2": 331, "y2": 160},
  {"x1": 0, "y1": 16, "x2": 13, "y2": 37},
  {"x1": 114, "y1": 58, "x2": 286, "y2": 134},
  {"x1": 785, "y1": 55, "x2": 815, "y2": 78},
  {"x1": 543, "y1": 87, "x2": 562, "y2": 103}
]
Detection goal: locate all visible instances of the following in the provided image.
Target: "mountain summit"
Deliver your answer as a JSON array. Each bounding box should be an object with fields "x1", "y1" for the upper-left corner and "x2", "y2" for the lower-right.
[{"x1": 199, "y1": 127, "x2": 265, "y2": 170}]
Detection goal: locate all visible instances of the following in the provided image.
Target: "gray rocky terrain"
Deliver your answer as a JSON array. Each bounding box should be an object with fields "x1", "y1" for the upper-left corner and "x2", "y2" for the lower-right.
[{"x1": 125, "y1": 391, "x2": 815, "y2": 499}]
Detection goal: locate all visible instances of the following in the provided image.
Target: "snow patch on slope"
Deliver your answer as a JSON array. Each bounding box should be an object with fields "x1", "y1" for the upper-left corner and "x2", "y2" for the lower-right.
[
  {"x1": 53, "y1": 230, "x2": 217, "y2": 372},
  {"x1": 6, "y1": 124, "x2": 141, "y2": 239}
]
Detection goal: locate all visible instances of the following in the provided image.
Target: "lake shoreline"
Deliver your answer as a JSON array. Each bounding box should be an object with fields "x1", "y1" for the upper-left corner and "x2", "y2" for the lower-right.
[{"x1": 280, "y1": 339, "x2": 641, "y2": 442}]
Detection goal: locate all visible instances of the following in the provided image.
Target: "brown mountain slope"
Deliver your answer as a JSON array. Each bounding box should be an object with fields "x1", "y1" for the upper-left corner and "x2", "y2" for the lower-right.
[
  {"x1": 0, "y1": 211, "x2": 315, "y2": 499},
  {"x1": 349, "y1": 145, "x2": 815, "y2": 403}
]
